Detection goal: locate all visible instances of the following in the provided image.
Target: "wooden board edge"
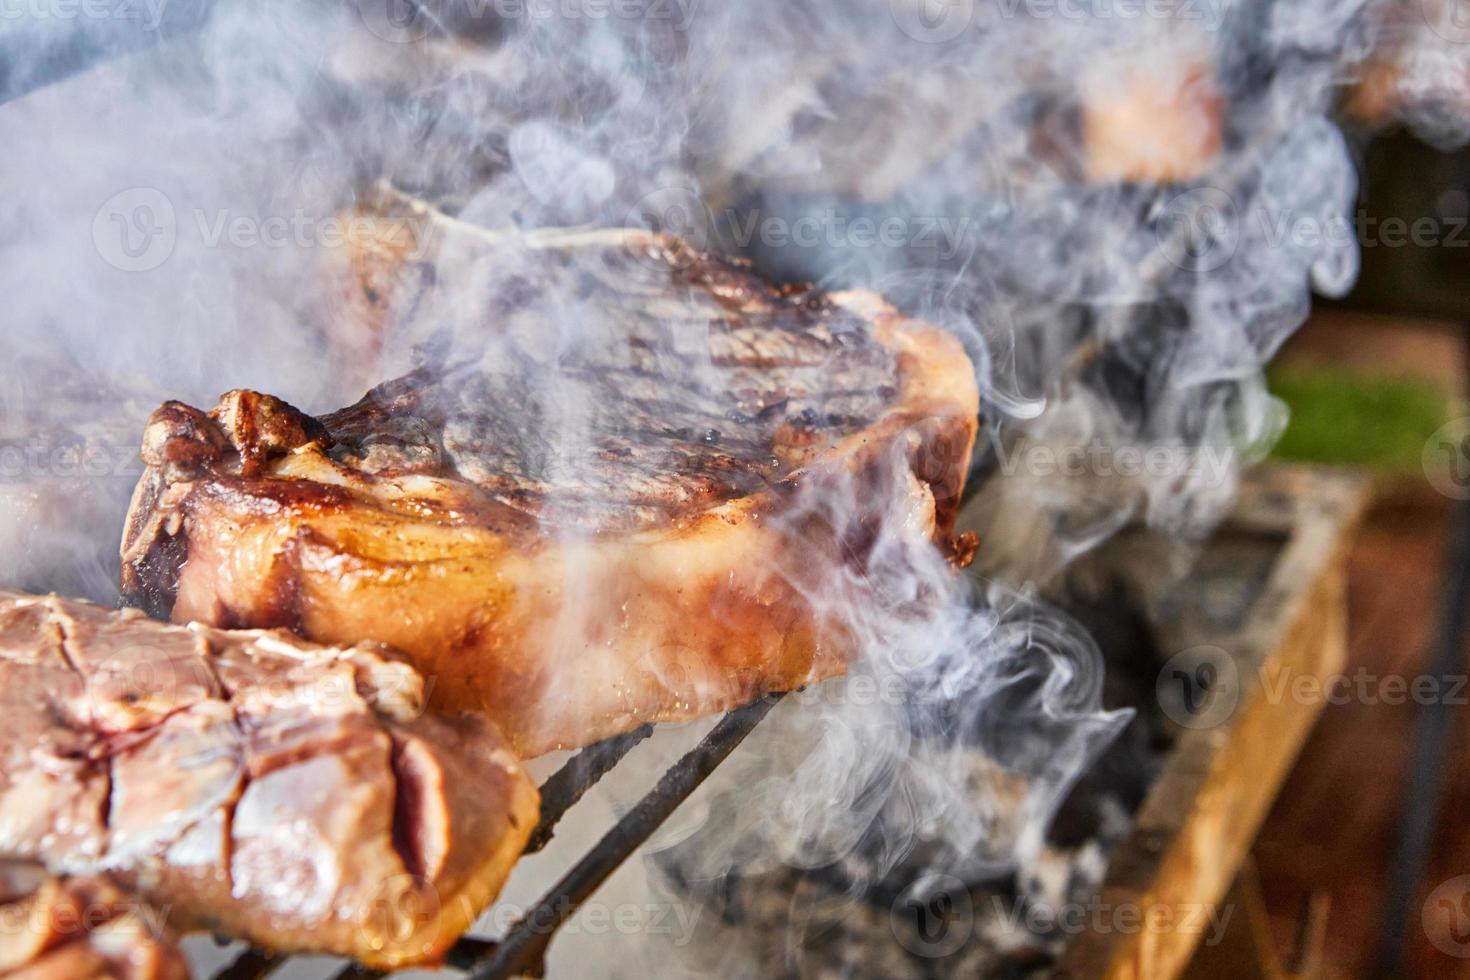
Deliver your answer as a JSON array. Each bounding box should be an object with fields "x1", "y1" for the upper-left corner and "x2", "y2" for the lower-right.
[{"x1": 1055, "y1": 463, "x2": 1370, "y2": 979}]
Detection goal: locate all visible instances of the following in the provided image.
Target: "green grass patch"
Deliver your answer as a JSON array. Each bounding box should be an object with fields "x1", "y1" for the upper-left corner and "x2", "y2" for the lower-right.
[{"x1": 1268, "y1": 365, "x2": 1451, "y2": 473}]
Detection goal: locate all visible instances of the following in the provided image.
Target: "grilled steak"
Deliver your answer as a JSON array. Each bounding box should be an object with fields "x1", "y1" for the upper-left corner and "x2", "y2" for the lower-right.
[
  {"x1": 0, "y1": 862, "x2": 187, "y2": 980},
  {"x1": 0, "y1": 592, "x2": 537, "y2": 970},
  {"x1": 121, "y1": 222, "x2": 980, "y2": 757}
]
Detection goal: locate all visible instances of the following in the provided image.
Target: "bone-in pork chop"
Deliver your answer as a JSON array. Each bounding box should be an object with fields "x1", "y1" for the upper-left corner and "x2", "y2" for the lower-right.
[{"x1": 121, "y1": 223, "x2": 979, "y2": 757}]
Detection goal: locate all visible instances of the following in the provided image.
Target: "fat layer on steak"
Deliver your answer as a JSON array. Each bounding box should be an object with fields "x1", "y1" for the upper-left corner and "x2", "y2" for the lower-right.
[
  {"x1": 121, "y1": 224, "x2": 980, "y2": 757},
  {"x1": 0, "y1": 592, "x2": 538, "y2": 970},
  {"x1": 0, "y1": 861, "x2": 187, "y2": 980}
]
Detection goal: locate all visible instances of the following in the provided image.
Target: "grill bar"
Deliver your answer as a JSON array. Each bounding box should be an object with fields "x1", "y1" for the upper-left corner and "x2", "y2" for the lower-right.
[
  {"x1": 455, "y1": 693, "x2": 783, "y2": 980},
  {"x1": 211, "y1": 950, "x2": 278, "y2": 980},
  {"x1": 525, "y1": 723, "x2": 656, "y2": 855},
  {"x1": 217, "y1": 695, "x2": 779, "y2": 980}
]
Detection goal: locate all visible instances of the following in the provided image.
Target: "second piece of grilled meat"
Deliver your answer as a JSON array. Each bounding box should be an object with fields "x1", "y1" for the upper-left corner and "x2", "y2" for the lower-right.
[
  {"x1": 0, "y1": 861, "x2": 187, "y2": 980},
  {"x1": 121, "y1": 224, "x2": 979, "y2": 757},
  {"x1": 0, "y1": 592, "x2": 537, "y2": 970}
]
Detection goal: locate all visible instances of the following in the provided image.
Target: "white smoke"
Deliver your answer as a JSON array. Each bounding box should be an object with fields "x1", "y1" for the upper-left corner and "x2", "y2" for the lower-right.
[{"x1": 0, "y1": 0, "x2": 1451, "y2": 976}]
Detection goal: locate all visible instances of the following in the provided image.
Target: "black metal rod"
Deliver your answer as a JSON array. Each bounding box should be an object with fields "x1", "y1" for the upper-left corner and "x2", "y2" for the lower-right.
[
  {"x1": 316, "y1": 699, "x2": 777, "y2": 980},
  {"x1": 525, "y1": 724, "x2": 655, "y2": 855},
  {"x1": 210, "y1": 949, "x2": 279, "y2": 980},
  {"x1": 1375, "y1": 330, "x2": 1470, "y2": 976},
  {"x1": 459, "y1": 694, "x2": 784, "y2": 980},
  {"x1": 329, "y1": 965, "x2": 381, "y2": 980},
  {"x1": 444, "y1": 937, "x2": 498, "y2": 967}
]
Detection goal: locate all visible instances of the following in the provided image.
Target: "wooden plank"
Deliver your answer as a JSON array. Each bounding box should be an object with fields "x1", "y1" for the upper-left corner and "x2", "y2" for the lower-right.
[{"x1": 1055, "y1": 464, "x2": 1370, "y2": 980}]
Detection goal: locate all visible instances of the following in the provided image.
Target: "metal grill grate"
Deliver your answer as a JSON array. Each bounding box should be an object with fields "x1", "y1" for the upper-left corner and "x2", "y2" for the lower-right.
[{"x1": 211, "y1": 694, "x2": 784, "y2": 980}]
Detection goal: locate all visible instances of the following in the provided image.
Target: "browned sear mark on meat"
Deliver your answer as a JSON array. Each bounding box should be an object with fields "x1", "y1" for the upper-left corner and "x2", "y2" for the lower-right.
[{"x1": 0, "y1": 592, "x2": 538, "y2": 970}]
